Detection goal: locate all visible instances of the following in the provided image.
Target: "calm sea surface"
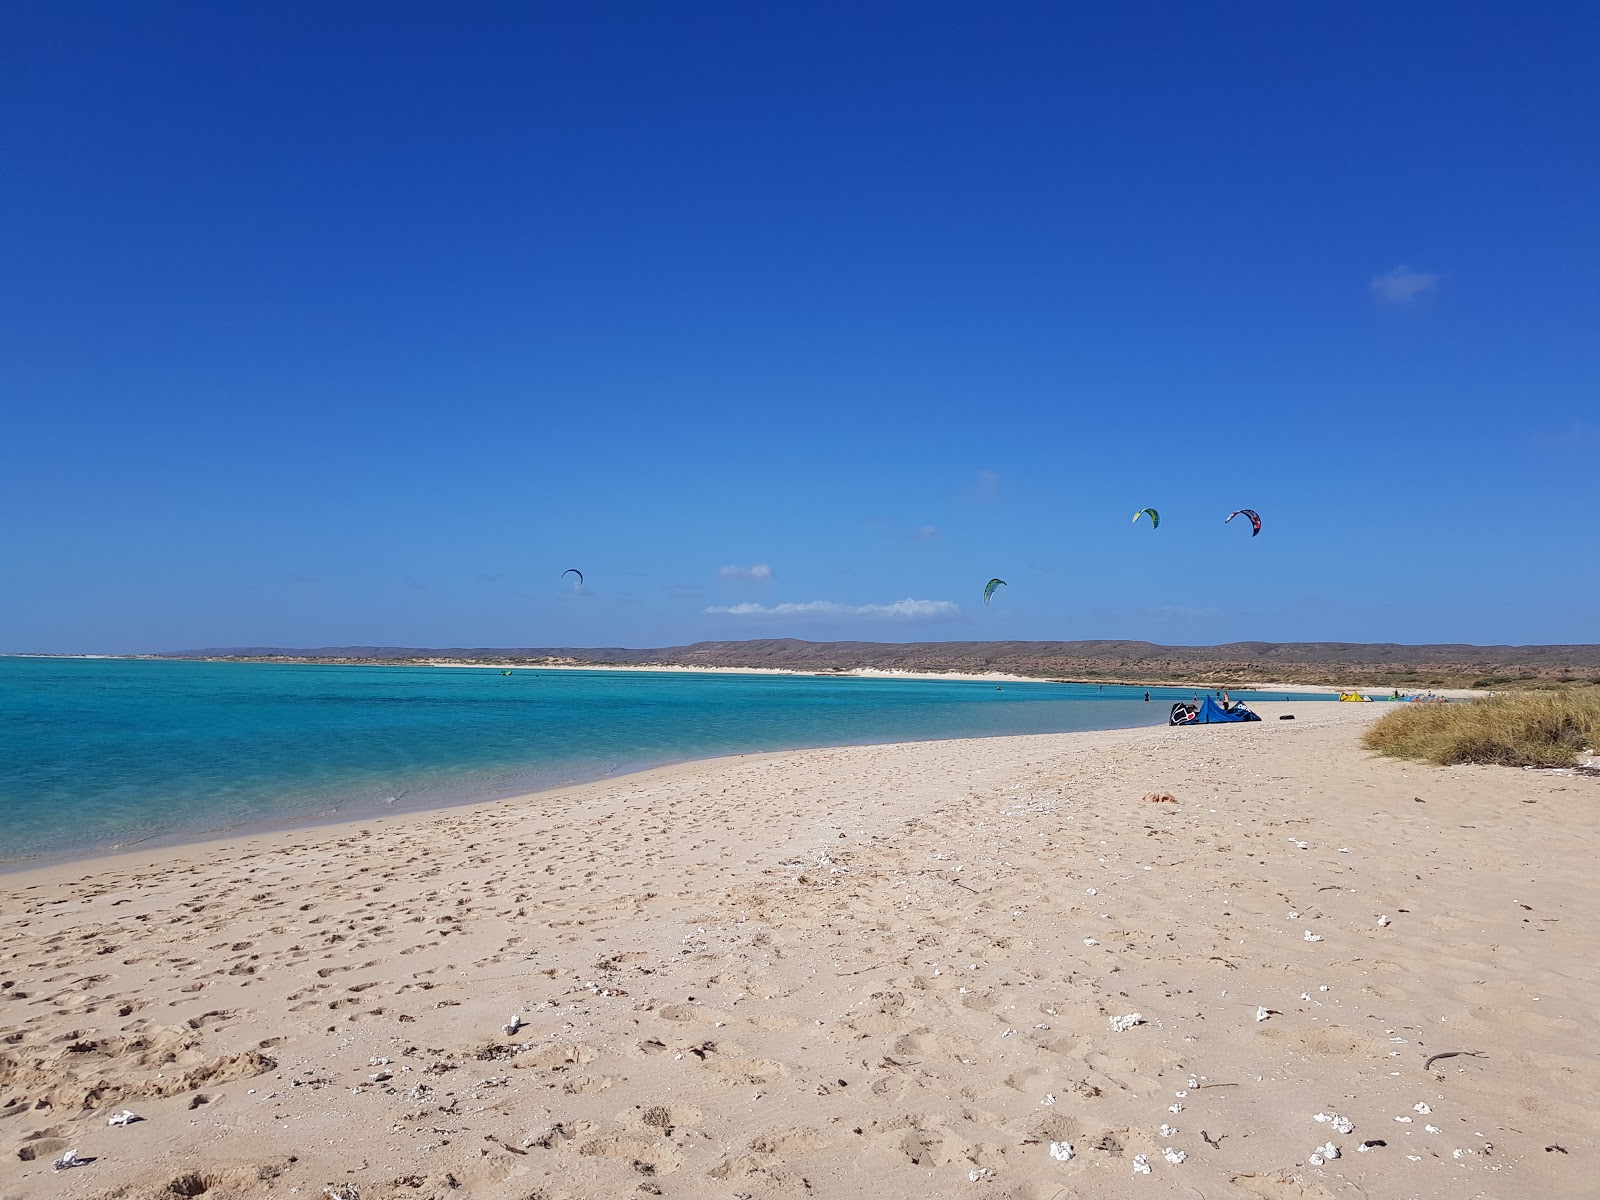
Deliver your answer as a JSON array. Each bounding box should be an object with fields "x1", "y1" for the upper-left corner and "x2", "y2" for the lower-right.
[{"x1": 0, "y1": 656, "x2": 1328, "y2": 863}]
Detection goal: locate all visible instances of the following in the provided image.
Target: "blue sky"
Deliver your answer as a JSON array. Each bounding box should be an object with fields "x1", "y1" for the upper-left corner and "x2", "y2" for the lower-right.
[{"x1": 3, "y1": 2, "x2": 1596, "y2": 653}]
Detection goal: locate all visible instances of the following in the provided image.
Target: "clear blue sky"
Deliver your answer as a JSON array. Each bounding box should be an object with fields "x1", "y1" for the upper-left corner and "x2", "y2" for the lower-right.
[{"x1": 3, "y1": 2, "x2": 1596, "y2": 653}]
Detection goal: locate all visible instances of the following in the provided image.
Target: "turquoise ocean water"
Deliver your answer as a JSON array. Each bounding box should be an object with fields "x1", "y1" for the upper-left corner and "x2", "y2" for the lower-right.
[{"x1": 0, "y1": 656, "x2": 1326, "y2": 864}]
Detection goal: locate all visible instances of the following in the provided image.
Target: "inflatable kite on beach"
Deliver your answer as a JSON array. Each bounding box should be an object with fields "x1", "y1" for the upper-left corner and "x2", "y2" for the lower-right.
[
  {"x1": 562, "y1": 568, "x2": 584, "y2": 586},
  {"x1": 983, "y1": 578, "x2": 1007, "y2": 605},
  {"x1": 1133, "y1": 508, "x2": 1160, "y2": 529},
  {"x1": 1226, "y1": 509, "x2": 1262, "y2": 536}
]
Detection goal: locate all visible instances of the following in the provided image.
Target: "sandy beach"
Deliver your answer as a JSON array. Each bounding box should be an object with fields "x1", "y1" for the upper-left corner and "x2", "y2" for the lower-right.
[{"x1": 3, "y1": 703, "x2": 1595, "y2": 1200}]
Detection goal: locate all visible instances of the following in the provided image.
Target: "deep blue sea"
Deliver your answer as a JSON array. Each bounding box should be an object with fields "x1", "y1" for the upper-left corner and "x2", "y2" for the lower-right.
[{"x1": 0, "y1": 656, "x2": 1327, "y2": 864}]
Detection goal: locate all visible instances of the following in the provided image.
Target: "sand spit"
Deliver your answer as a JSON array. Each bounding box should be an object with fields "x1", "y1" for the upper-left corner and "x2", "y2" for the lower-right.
[{"x1": 2, "y1": 705, "x2": 1596, "y2": 1199}]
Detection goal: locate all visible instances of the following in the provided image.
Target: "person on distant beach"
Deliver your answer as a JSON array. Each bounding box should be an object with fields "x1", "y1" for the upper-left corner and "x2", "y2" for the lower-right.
[{"x1": 1144, "y1": 691, "x2": 1150, "y2": 702}]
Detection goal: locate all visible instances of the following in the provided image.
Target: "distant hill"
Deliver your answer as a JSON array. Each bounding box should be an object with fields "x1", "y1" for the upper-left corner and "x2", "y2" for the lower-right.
[{"x1": 159, "y1": 638, "x2": 1600, "y2": 688}]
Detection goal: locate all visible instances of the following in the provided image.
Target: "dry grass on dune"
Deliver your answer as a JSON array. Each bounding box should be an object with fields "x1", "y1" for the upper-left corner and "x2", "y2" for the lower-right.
[{"x1": 1363, "y1": 689, "x2": 1600, "y2": 767}]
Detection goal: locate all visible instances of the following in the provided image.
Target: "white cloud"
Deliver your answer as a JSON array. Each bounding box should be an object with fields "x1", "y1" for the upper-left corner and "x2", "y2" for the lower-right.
[
  {"x1": 705, "y1": 598, "x2": 959, "y2": 619},
  {"x1": 1370, "y1": 265, "x2": 1438, "y2": 303},
  {"x1": 965, "y1": 469, "x2": 1003, "y2": 502},
  {"x1": 718, "y1": 563, "x2": 774, "y2": 580}
]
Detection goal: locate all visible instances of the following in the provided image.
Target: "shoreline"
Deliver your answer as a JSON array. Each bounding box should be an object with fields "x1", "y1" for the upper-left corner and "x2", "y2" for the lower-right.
[
  {"x1": 3, "y1": 702, "x2": 1595, "y2": 1199},
  {"x1": 7, "y1": 652, "x2": 1498, "y2": 696},
  {"x1": 0, "y1": 668, "x2": 1354, "y2": 876}
]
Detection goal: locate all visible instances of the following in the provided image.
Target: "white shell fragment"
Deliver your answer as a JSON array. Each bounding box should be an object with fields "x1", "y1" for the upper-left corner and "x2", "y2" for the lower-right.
[
  {"x1": 1108, "y1": 1012, "x2": 1146, "y2": 1033},
  {"x1": 1159, "y1": 1124, "x2": 1178, "y2": 1137},
  {"x1": 106, "y1": 1109, "x2": 139, "y2": 1126},
  {"x1": 1314, "y1": 1112, "x2": 1355, "y2": 1135},
  {"x1": 1131, "y1": 1153, "x2": 1152, "y2": 1174},
  {"x1": 1319, "y1": 1141, "x2": 1340, "y2": 1160},
  {"x1": 1163, "y1": 1146, "x2": 1187, "y2": 1164},
  {"x1": 502, "y1": 1014, "x2": 524, "y2": 1036},
  {"x1": 1414, "y1": 1102, "x2": 1431, "y2": 1113},
  {"x1": 1049, "y1": 1141, "x2": 1076, "y2": 1162},
  {"x1": 1255, "y1": 1005, "x2": 1271, "y2": 1022},
  {"x1": 1378, "y1": 915, "x2": 1391, "y2": 927},
  {"x1": 52, "y1": 1149, "x2": 86, "y2": 1171},
  {"x1": 1303, "y1": 930, "x2": 1324, "y2": 942},
  {"x1": 969, "y1": 1167, "x2": 995, "y2": 1181},
  {"x1": 1083, "y1": 937, "x2": 1099, "y2": 946},
  {"x1": 1425, "y1": 1124, "x2": 1441, "y2": 1133}
]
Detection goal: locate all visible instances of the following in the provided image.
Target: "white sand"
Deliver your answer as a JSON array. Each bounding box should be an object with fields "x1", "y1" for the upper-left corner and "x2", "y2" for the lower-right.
[{"x1": 2, "y1": 704, "x2": 1594, "y2": 1199}]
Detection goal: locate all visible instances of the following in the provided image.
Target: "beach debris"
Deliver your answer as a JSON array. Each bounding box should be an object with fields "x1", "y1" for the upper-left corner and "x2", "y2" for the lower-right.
[
  {"x1": 1394, "y1": 1115, "x2": 1412, "y2": 1123},
  {"x1": 1108, "y1": 1012, "x2": 1145, "y2": 1033},
  {"x1": 1169, "y1": 1103, "x2": 1184, "y2": 1114},
  {"x1": 1308, "y1": 1141, "x2": 1340, "y2": 1165},
  {"x1": 52, "y1": 1149, "x2": 87, "y2": 1172},
  {"x1": 1049, "y1": 1141, "x2": 1076, "y2": 1162},
  {"x1": 1378, "y1": 915, "x2": 1391, "y2": 927},
  {"x1": 1085, "y1": 887, "x2": 1098, "y2": 895},
  {"x1": 1425, "y1": 1124, "x2": 1441, "y2": 1133},
  {"x1": 326, "y1": 1186, "x2": 361, "y2": 1200},
  {"x1": 1303, "y1": 930, "x2": 1324, "y2": 942},
  {"x1": 1413, "y1": 1102, "x2": 1432, "y2": 1114},
  {"x1": 1144, "y1": 792, "x2": 1177, "y2": 804},
  {"x1": 503, "y1": 1014, "x2": 524, "y2": 1036},
  {"x1": 1423, "y1": 1049, "x2": 1485, "y2": 1071},
  {"x1": 1356, "y1": 1140, "x2": 1387, "y2": 1152},
  {"x1": 106, "y1": 1108, "x2": 140, "y2": 1126},
  {"x1": 1042, "y1": 1093, "x2": 1056, "y2": 1106},
  {"x1": 1163, "y1": 1147, "x2": 1187, "y2": 1164},
  {"x1": 1287, "y1": 910, "x2": 1299, "y2": 919},
  {"x1": 1314, "y1": 1112, "x2": 1355, "y2": 1135},
  {"x1": 1255, "y1": 1005, "x2": 1271, "y2": 1022},
  {"x1": 969, "y1": 1167, "x2": 994, "y2": 1181},
  {"x1": 1202, "y1": 1131, "x2": 1224, "y2": 1148},
  {"x1": 1131, "y1": 1153, "x2": 1153, "y2": 1174},
  {"x1": 1160, "y1": 1124, "x2": 1178, "y2": 1138},
  {"x1": 1083, "y1": 937, "x2": 1099, "y2": 946}
]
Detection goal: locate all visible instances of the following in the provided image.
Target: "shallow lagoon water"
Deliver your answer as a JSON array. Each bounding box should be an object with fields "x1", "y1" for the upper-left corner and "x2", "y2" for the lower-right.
[{"x1": 0, "y1": 656, "x2": 1326, "y2": 862}]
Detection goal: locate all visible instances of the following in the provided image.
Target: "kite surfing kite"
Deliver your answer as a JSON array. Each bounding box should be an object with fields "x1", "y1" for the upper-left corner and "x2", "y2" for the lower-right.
[
  {"x1": 562, "y1": 568, "x2": 584, "y2": 586},
  {"x1": 1225, "y1": 509, "x2": 1262, "y2": 536},
  {"x1": 983, "y1": 577, "x2": 1007, "y2": 605},
  {"x1": 1133, "y1": 508, "x2": 1160, "y2": 529},
  {"x1": 1226, "y1": 509, "x2": 1262, "y2": 536}
]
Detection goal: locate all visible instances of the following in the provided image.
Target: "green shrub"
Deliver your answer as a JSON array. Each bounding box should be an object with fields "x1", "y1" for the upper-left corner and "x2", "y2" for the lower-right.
[{"x1": 1363, "y1": 691, "x2": 1600, "y2": 768}]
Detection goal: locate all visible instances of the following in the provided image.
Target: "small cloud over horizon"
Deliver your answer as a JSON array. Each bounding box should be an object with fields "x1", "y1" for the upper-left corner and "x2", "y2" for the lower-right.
[
  {"x1": 1370, "y1": 265, "x2": 1439, "y2": 303},
  {"x1": 705, "y1": 598, "x2": 959, "y2": 619},
  {"x1": 718, "y1": 563, "x2": 774, "y2": 581},
  {"x1": 964, "y1": 469, "x2": 1002, "y2": 502}
]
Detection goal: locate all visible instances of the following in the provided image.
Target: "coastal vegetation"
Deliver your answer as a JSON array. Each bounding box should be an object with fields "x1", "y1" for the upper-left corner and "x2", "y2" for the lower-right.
[
  {"x1": 1363, "y1": 689, "x2": 1600, "y2": 767},
  {"x1": 154, "y1": 638, "x2": 1600, "y2": 691}
]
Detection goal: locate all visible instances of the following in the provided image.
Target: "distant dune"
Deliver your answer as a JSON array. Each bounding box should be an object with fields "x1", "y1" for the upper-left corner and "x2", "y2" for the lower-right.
[{"x1": 159, "y1": 638, "x2": 1600, "y2": 688}]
